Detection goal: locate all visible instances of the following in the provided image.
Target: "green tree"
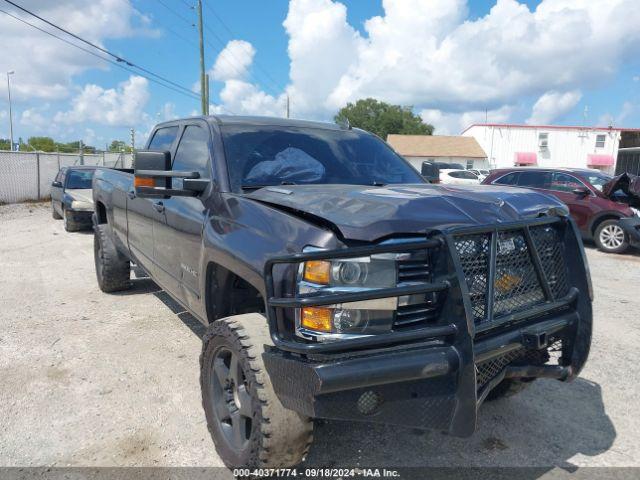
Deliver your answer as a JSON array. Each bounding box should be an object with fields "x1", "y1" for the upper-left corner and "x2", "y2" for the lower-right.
[
  {"x1": 108, "y1": 140, "x2": 131, "y2": 153},
  {"x1": 334, "y1": 98, "x2": 433, "y2": 139},
  {"x1": 27, "y1": 136, "x2": 56, "y2": 152},
  {"x1": 0, "y1": 138, "x2": 10, "y2": 150}
]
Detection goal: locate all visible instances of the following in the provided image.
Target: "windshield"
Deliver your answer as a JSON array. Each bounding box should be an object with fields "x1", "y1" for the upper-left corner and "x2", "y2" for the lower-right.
[
  {"x1": 582, "y1": 172, "x2": 612, "y2": 192},
  {"x1": 66, "y1": 169, "x2": 95, "y2": 189},
  {"x1": 220, "y1": 125, "x2": 423, "y2": 192}
]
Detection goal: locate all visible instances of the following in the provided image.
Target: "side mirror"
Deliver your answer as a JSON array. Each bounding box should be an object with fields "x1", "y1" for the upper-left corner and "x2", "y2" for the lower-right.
[
  {"x1": 572, "y1": 187, "x2": 590, "y2": 196},
  {"x1": 421, "y1": 162, "x2": 440, "y2": 184},
  {"x1": 51, "y1": 181, "x2": 62, "y2": 188},
  {"x1": 134, "y1": 150, "x2": 208, "y2": 198}
]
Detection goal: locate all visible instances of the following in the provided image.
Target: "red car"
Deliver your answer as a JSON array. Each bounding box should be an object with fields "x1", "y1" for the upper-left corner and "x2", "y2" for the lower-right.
[{"x1": 482, "y1": 168, "x2": 640, "y2": 253}]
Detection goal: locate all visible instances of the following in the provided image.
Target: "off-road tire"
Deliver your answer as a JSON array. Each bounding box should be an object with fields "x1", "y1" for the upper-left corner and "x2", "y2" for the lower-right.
[
  {"x1": 94, "y1": 224, "x2": 131, "y2": 292},
  {"x1": 485, "y1": 378, "x2": 532, "y2": 401},
  {"x1": 52, "y1": 202, "x2": 62, "y2": 220},
  {"x1": 200, "y1": 315, "x2": 313, "y2": 468},
  {"x1": 63, "y1": 208, "x2": 81, "y2": 232},
  {"x1": 594, "y1": 219, "x2": 629, "y2": 254}
]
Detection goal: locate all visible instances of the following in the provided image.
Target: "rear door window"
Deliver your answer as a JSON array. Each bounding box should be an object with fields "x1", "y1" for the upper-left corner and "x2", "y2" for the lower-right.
[
  {"x1": 494, "y1": 172, "x2": 519, "y2": 185},
  {"x1": 516, "y1": 171, "x2": 551, "y2": 189},
  {"x1": 148, "y1": 126, "x2": 179, "y2": 151}
]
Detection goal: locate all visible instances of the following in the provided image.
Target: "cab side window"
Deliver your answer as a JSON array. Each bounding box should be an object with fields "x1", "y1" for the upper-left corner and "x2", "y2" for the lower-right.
[
  {"x1": 172, "y1": 125, "x2": 211, "y2": 188},
  {"x1": 148, "y1": 126, "x2": 179, "y2": 151}
]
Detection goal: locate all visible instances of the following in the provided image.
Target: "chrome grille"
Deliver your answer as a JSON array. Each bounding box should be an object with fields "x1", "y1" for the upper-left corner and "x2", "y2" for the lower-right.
[{"x1": 393, "y1": 257, "x2": 439, "y2": 330}]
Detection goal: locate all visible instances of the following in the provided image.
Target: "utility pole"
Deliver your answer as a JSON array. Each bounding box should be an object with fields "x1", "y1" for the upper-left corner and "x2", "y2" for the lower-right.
[
  {"x1": 79, "y1": 139, "x2": 84, "y2": 165},
  {"x1": 205, "y1": 73, "x2": 210, "y2": 115},
  {"x1": 6, "y1": 71, "x2": 15, "y2": 151},
  {"x1": 286, "y1": 94, "x2": 290, "y2": 118},
  {"x1": 197, "y1": 0, "x2": 206, "y2": 115},
  {"x1": 130, "y1": 127, "x2": 136, "y2": 164}
]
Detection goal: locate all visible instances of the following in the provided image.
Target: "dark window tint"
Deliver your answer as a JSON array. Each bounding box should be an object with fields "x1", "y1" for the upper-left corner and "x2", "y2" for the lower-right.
[
  {"x1": 516, "y1": 171, "x2": 551, "y2": 189},
  {"x1": 221, "y1": 125, "x2": 423, "y2": 192},
  {"x1": 172, "y1": 125, "x2": 210, "y2": 188},
  {"x1": 449, "y1": 170, "x2": 478, "y2": 179},
  {"x1": 549, "y1": 173, "x2": 583, "y2": 192},
  {"x1": 66, "y1": 169, "x2": 95, "y2": 189},
  {"x1": 148, "y1": 126, "x2": 179, "y2": 151},
  {"x1": 494, "y1": 172, "x2": 519, "y2": 185}
]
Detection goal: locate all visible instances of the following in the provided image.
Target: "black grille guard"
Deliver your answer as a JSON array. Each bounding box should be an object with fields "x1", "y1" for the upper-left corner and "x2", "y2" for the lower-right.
[{"x1": 264, "y1": 215, "x2": 580, "y2": 355}]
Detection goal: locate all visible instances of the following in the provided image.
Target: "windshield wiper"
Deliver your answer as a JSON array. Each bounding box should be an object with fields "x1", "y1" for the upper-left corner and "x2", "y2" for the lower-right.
[{"x1": 241, "y1": 181, "x2": 298, "y2": 191}]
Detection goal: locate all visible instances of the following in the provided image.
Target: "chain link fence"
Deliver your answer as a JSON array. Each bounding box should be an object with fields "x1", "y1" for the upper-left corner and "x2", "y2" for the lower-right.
[{"x1": 0, "y1": 151, "x2": 133, "y2": 204}]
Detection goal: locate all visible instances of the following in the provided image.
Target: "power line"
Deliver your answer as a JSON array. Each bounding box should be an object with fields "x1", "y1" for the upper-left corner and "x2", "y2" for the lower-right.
[
  {"x1": 0, "y1": 7, "x2": 201, "y2": 101},
  {"x1": 202, "y1": 0, "x2": 285, "y2": 93},
  {"x1": 2, "y1": 0, "x2": 197, "y2": 98},
  {"x1": 156, "y1": 0, "x2": 195, "y2": 27}
]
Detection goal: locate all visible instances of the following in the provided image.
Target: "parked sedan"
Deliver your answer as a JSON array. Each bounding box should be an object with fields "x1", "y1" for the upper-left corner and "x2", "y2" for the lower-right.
[
  {"x1": 439, "y1": 169, "x2": 481, "y2": 185},
  {"x1": 51, "y1": 166, "x2": 97, "y2": 232},
  {"x1": 482, "y1": 167, "x2": 640, "y2": 253}
]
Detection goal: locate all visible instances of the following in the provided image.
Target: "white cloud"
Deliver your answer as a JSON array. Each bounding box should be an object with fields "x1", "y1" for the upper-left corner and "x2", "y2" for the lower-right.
[
  {"x1": 212, "y1": 0, "x2": 640, "y2": 126},
  {"x1": 526, "y1": 90, "x2": 582, "y2": 124},
  {"x1": 421, "y1": 106, "x2": 514, "y2": 135},
  {"x1": 208, "y1": 41, "x2": 287, "y2": 116},
  {"x1": 599, "y1": 101, "x2": 635, "y2": 127},
  {"x1": 0, "y1": 0, "x2": 154, "y2": 101},
  {"x1": 54, "y1": 75, "x2": 150, "y2": 127},
  {"x1": 211, "y1": 40, "x2": 256, "y2": 81},
  {"x1": 20, "y1": 107, "x2": 50, "y2": 129}
]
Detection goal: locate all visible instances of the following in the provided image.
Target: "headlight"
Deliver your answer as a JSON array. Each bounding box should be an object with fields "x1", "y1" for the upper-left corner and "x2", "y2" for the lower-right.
[
  {"x1": 297, "y1": 254, "x2": 399, "y2": 340},
  {"x1": 70, "y1": 200, "x2": 92, "y2": 210},
  {"x1": 302, "y1": 257, "x2": 396, "y2": 288}
]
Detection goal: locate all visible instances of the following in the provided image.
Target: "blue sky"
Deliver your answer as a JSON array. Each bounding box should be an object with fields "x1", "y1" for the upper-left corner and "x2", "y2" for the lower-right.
[{"x1": 1, "y1": 0, "x2": 639, "y2": 148}]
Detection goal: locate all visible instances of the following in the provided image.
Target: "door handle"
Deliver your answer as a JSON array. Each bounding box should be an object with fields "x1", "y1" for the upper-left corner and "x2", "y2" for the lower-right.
[
  {"x1": 152, "y1": 201, "x2": 165, "y2": 213},
  {"x1": 127, "y1": 191, "x2": 136, "y2": 200}
]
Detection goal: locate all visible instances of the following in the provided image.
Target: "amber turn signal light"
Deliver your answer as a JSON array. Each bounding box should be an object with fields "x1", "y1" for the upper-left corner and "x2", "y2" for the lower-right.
[
  {"x1": 300, "y1": 307, "x2": 333, "y2": 332},
  {"x1": 303, "y1": 260, "x2": 330, "y2": 284},
  {"x1": 134, "y1": 176, "x2": 156, "y2": 188}
]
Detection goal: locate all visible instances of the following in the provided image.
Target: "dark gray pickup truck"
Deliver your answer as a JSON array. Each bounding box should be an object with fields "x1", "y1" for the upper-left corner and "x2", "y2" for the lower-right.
[{"x1": 92, "y1": 115, "x2": 593, "y2": 468}]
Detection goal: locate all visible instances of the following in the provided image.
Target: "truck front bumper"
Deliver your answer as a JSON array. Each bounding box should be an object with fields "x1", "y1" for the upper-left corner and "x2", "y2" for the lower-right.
[
  {"x1": 620, "y1": 216, "x2": 640, "y2": 248},
  {"x1": 66, "y1": 208, "x2": 94, "y2": 228},
  {"x1": 264, "y1": 312, "x2": 580, "y2": 436}
]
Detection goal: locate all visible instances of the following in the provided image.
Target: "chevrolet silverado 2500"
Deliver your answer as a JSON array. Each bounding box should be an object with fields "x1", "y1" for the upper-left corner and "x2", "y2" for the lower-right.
[{"x1": 92, "y1": 116, "x2": 593, "y2": 468}]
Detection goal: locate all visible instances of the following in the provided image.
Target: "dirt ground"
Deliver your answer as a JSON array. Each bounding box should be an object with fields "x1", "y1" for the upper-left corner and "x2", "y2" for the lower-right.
[{"x1": 1, "y1": 201, "x2": 640, "y2": 470}]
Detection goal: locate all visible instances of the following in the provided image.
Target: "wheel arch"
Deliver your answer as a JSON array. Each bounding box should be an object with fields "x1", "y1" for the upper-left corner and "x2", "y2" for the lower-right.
[
  {"x1": 95, "y1": 200, "x2": 107, "y2": 224},
  {"x1": 204, "y1": 261, "x2": 266, "y2": 326},
  {"x1": 589, "y1": 211, "x2": 624, "y2": 237}
]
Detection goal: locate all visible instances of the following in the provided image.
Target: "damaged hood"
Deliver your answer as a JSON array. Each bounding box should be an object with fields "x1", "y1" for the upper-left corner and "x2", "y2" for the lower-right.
[
  {"x1": 66, "y1": 189, "x2": 94, "y2": 204},
  {"x1": 602, "y1": 173, "x2": 640, "y2": 201},
  {"x1": 247, "y1": 184, "x2": 568, "y2": 242}
]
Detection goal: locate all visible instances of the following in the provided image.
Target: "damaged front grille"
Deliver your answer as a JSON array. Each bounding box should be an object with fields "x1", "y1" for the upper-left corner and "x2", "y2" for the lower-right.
[
  {"x1": 454, "y1": 222, "x2": 569, "y2": 328},
  {"x1": 475, "y1": 336, "x2": 565, "y2": 391}
]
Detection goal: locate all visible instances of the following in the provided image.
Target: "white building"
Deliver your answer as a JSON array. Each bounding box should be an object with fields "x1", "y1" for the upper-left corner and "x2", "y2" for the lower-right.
[
  {"x1": 386, "y1": 134, "x2": 488, "y2": 171},
  {"x1": 461, "y1": 123, "x2": 633, "y2": 175}
]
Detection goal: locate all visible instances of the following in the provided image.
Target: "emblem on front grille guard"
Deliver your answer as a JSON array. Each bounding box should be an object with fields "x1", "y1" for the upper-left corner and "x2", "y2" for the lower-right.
[{"x1": 495, "y1": 272, "x2": 523, "y2": 294}]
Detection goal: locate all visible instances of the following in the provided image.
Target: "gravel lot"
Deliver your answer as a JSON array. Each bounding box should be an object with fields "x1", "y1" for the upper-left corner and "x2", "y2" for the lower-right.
[{"x1": 1, "y1": 201, "x2": 640, "y2": 470}]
